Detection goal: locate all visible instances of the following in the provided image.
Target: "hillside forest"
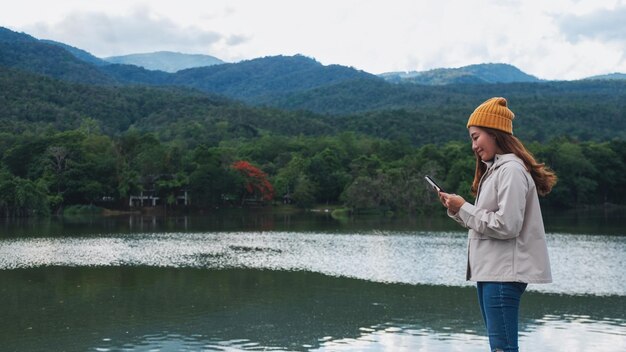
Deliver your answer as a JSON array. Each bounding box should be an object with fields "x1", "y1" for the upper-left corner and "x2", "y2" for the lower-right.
[{"x1": 1, "y1": 27, "x2": 626, "y2": 217}]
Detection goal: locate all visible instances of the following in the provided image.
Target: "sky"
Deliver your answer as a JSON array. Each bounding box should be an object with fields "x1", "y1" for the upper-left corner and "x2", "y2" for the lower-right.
[{"x1": 1, "y1": 0, "x2": 625, "y2": 80}]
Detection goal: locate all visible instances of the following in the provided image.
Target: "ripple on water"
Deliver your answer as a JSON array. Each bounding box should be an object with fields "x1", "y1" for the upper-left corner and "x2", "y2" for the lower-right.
[{"x1": 0, "y1": 231, "x2": 624, "y2": 296}]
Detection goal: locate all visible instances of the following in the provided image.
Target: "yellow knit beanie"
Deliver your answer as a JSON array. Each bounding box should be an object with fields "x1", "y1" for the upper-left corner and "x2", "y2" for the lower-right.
[{"x1": 467, "y1": 97, "x2": 515, "y2": 134}]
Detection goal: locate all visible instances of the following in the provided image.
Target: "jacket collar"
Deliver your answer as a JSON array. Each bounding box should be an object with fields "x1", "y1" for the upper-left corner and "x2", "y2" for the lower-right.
[
  {"x1": 476, "y1": 154, "x2": 526, "y2": 202},
  {"x1": 482, "y1": 153, "x2": 524, "y2": 170}
]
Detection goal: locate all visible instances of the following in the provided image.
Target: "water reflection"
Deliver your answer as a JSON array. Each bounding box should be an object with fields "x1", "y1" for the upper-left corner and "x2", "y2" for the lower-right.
[
  {"x1": 1, "y1": 268, "x2": 623, "y2": 352},
  {"x1": 1, "y1": 207, "x2": 624, "y2": 238},
  {"x1": 1, "y1": 231, "x2": 624, "y2": 295},
  {"x1": 0, "y1": 211, "x2": 461, "y2": 237},
  {"x1": 0, "y1": 210, "x2": 624, "y2": 351}
]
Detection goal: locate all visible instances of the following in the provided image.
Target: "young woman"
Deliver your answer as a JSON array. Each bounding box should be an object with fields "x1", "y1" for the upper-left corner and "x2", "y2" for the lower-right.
[{"x1": 439, "y1": 97, "x2": 557, "y2": 352}]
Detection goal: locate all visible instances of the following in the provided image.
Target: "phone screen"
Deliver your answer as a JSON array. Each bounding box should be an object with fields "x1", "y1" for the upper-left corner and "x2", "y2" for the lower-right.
[{"x1": 424, "y1": 175, "x2": 444, "y2": 193}]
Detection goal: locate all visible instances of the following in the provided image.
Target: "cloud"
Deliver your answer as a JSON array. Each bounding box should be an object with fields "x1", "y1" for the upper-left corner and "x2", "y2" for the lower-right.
[
  {"x1": 226, "y1": 34, "x2": 249, "y2": 46},
  {"x1": 556, "y1": 5, "x2": 626, "y2": 43},
  {"x1": 24, "y1": 7, "x2": 248, "y2": 57}
]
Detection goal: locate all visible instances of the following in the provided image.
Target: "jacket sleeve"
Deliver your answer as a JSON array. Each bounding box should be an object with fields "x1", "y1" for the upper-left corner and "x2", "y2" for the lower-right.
[
  {"x1": 447, "y1": 209, "x2": 468, "y2": 228},
  {"x1": 456, "y1": 165, "x2": 529, "y2": 240}
]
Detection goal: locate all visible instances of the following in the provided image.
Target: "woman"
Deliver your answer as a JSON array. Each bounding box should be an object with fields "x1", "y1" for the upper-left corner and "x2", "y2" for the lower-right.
[{"x1": 439, "y1": 97, "x2": 557, "y2": 352}]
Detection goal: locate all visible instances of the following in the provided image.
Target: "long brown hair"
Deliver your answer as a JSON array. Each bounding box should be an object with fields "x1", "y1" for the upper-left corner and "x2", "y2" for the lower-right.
[{"x1": 471, "y1": 128, "x2": 557, "y2": 197}]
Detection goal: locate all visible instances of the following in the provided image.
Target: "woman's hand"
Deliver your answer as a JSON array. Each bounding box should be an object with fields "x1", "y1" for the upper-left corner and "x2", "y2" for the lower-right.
[{"x1": 438, "y1": 192, "x2": 466, "y2": 215}]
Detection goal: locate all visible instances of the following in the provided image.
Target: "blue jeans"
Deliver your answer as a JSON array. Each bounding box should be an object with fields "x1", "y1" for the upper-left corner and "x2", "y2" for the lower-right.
[{"x1": 476, "y1": 282, "x2": 527, "y2": 352}]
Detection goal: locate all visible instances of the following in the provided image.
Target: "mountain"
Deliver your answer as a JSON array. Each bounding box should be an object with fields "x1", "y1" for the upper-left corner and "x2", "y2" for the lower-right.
[
  {"x1": 0, "y1": 27, "x2": 380, "y2": 103},
  {"x1": 380, "y1": 63, "x2": 541, "y2": 85},
  {"x1": 584, "y1": 73, "x2": 626, "y2": 81},
  {"x1": 170, "y1": 55, "x2": 382, "y2": 103},
  {"x1": 41, "y1": 40, "x2": 110, "y2": 66},
  {"x1": 104, "y1": 51, "x2": 225, "y2": 72},
  {"x1": 0, "y1": 65, "x2": 334, "y2": 138},
  {"x1": 0, "y1": 27, "x2": 180, "y2": 86},
  {"x1": 0, "y1": 27, "x2": 115, "y2": 84},
  {"x1": 99, "y1": 54, "x2": 381, "y2": 102},
  {"x1": 270, "y1": 74, "x2": 626, "y2": 113},
  {"x1": 0, "y1": 26, "x2": 38, "y2": 42},
  {"x1": 263, "y1": 75, "x2": 626, "y2": 142},
  {"x1": 2, "y1": 25, "x2": 626, "y2": 145},
  {"x1": 3, "y1": 62, "x2": 626, "y2": 146}
]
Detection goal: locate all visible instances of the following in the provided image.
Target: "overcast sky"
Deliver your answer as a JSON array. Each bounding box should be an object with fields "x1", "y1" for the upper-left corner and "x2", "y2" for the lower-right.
[{"x1": 1, "y1": 0, "x2": 625, "y2": 80}]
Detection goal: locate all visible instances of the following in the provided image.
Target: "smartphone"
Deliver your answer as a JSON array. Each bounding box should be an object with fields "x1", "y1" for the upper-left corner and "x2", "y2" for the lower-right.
[{"x1": 424, "y1": 175, "x2": 445, "y2": 193}]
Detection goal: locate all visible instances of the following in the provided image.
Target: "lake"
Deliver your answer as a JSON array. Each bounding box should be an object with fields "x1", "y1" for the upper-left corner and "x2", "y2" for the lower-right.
[{"x1": 1, "y1": 209, "x2": 625, "y2": 351}]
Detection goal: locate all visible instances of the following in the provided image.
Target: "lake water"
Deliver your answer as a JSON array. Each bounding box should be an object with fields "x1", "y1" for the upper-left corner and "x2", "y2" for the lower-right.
[{"x1": 1, "y1": 209, "x2": 625, "y2": 351}]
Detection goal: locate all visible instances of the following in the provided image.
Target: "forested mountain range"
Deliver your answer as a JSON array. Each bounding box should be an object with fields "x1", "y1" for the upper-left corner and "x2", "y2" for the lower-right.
[
  {"x1": 2, "y1": 63, "x2": 626, "y2": 146},
  {"x1": 1, "y1": 27, "x2": 380, "y2": 102},
  {"x1": 2, "y1": 25, "x2": 626, "y2": 144},
  {"x1": 1, "y1": 26, "x2": 626, "y2": 215},
  {"x1": 0, "y1": 66, "x2": 333, "y2": 140},
  {"x1": 40, "y1": 39, "x2": 110, "y2": 66},
  {"x1": 272, "y1": 78, "x2": 626, "y2": 141},
  {"x1": 379, "y1": 63, "x2": 541, "y2": 85}
]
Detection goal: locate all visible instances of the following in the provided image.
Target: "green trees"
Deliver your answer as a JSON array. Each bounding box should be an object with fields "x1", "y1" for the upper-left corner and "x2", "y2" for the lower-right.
[
  {"x1": 581, "y1": 141, "x2": 626, "y2": 204},
  {"x1": 0, "y1": 124, "x2": 623, "y2": 217},
  {"x1": 273, "y1": 154, "x2": 314, "y2": 208},
  {"x1": 1, "y1": 66, "x2": 625, "y2": 216},
  {"x1": 308, "y1": 148, "x2": 350, "y2": 204},
  {"x1": 187, "y1": 146, "x2": 235, "y2": 207},
  {"x1": 0, "y1": 169, "x2": 49, "y2": 217},
  {"x1": 530, "y1": 139, "x2": 626, "y2": 208}
]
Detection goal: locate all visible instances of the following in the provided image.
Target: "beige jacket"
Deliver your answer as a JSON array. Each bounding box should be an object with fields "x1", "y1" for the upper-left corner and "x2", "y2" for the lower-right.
[{"x1": 449, "y1": 153, "x2": 552, "y2": 283}]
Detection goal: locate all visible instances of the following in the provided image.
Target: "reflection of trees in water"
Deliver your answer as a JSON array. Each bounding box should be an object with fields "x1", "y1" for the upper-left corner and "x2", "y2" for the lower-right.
[
  {"x1": 1, "y1": 267, "x2": 623, "y2": 351},
  {"x1": 4, "y1": 208, "x2": 623, "y2": 237}
]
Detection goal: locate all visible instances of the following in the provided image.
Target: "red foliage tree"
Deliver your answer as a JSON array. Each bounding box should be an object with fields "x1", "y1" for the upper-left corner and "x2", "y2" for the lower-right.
[{"x1": 231, "y1": 161, "x2": 275, "y2": 201}]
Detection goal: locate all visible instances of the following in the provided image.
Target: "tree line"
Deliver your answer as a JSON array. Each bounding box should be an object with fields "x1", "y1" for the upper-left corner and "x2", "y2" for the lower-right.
[{"x1": 1, "y1": 126, "x2": 624, "y2": 217}]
